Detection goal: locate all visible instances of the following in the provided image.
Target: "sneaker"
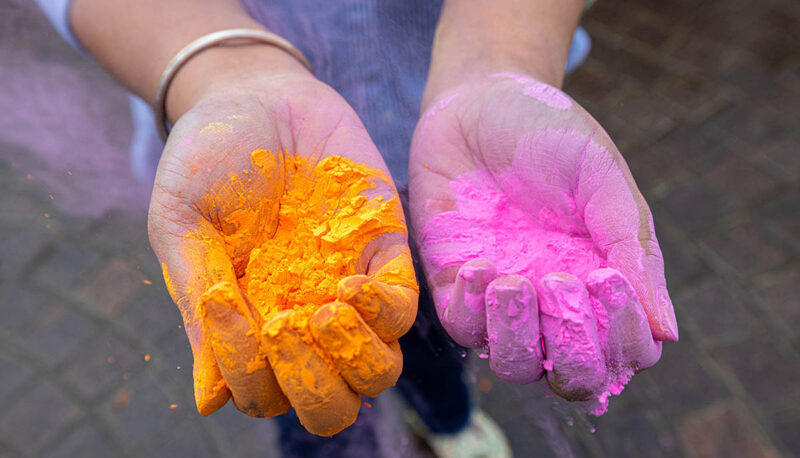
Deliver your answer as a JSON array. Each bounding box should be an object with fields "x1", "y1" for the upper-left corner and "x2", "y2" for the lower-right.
[{"x1": 405, "y1": 409, "x2": 513, "y2": 458}]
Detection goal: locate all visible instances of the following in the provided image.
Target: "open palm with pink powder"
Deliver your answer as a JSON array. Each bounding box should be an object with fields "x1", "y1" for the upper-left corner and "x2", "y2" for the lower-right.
[{"x1": 409, "y1": 73, "x2": 678, "y2": 414}]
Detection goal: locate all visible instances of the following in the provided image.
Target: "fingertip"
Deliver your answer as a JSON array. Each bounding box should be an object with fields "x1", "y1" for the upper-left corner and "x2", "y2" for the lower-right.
[
  {"x1": 537, "y1": 272, "x2": 585, "y2": 316},
  {"x1": 196, "y1": 390, "x2": 230, "y2": 416},
  {"x1": 188, "y1": 303, "x2": 231, "y2": 415},
  {"x1": 656, "y1": 326, "x2": 679, "y2": 343},
  {"x1": 193, "y1": 360, "x2": 230, "y2": 416},
  {"x1": 485, "y1": 275, "x2": 543, "y2": 384},
  {"x1": 261, "y1": 310, "x2": 361, "y2": 436},
  {"x1": 486, "y1": 274, "x2": 534, "y2": 305},
  {"x1": 642, "y1": 340, "x2": 664, "y2": 372},
  {"x1": 654, "y1": 287, "x2": 679, "y2": 342},
  {"x1": 200, "y1": 282, "x2": 290, "y2": 418},
  {"x1": 443, "y1": 259, "x2": 497, "y2": 347},
  {"x1": 604, "y1": 239, "x2": 679, "y2": 343},
  {"x1": 337, "y1": 275, "x2": 417, "y2": 342},
  {"x1": 537, "y1": 272, "x2": 606, "y2": 400},
  {"x1": 461, "y1": 258, "x2": 498, "y2": 276},
  {"x1": 586, "y1": 268, "x2": 662, "y2": 371},
  {"x1": 456, "y1": 259, "x2": 498, "y2": 305},
  {"x1": 310, "y1": 302, "x2": 402, "y2": 397},
  {"x1": 585, "y1": 268, "x2": 634, "y2": 307},
  {"x1": 338, "y1": 275, "x2": 379, "y2": 319},
  {"x1": 201, "y1": 283, "x2": 240, "y2": 325}
]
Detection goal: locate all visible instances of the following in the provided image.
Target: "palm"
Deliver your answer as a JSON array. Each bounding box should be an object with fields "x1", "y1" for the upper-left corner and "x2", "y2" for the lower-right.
[
  {"x1": 148, "y1": 75, "x2": 416, "y2": 434},
  {"x1": 410, "y1": 74, "x2": 677, "y2": 408},
  {"x1": 151, "y1": 76, "x2": 393, "y2": 275}
]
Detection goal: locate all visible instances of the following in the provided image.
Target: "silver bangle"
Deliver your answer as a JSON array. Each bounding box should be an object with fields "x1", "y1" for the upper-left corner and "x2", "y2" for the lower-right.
[{"x1": 153, "y1": 28, "x2": 313, "y2": 142}]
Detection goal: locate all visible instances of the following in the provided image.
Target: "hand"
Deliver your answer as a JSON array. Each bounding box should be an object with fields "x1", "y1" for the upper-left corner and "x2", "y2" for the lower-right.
[
  {"x1": 409, "y1": 73, "x2": 677, "y2": 412},
  {"x1": 148, "y1": 62, "x2": 417, "y2": 435}
]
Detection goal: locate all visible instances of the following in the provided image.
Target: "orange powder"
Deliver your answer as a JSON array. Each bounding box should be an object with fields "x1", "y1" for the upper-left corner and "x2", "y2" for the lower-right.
[
  {"x1": 239, "y1": 152, "x2": 409, "y2": 323},
  {"x1": 235, "y1": 151, "x2": 414, "y2": 435},
  {"x1": 170, "y1": 149, "x2": 418, "y2": 435}
]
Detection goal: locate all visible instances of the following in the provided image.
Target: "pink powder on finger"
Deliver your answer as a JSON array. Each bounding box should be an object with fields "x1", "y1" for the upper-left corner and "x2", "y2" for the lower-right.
[{"x1": 421, "y1": 170, "x2": 634, "y2": 414}]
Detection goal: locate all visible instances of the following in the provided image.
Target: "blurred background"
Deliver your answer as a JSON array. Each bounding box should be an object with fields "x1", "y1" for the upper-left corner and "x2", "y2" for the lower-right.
[{"x1": 1, "y1": 0, "x2": 798, "y2": 456}]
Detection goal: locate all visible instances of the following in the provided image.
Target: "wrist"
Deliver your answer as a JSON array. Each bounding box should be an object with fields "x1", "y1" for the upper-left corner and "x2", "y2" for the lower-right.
[
  {"x1": 166, "y1": 41, "x2": 313, "y2": 124},
  {"x1": 421, "y1": 0, "x2": 582, "y2": 112},
  {"x1": 422, "y1": 30, "x2": 564, "y2": 111}
]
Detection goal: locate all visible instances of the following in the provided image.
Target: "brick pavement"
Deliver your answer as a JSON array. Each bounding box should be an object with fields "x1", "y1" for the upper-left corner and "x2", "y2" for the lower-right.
[{"x1": 1, "y1": 0, "x2": 799, "y2": 457}]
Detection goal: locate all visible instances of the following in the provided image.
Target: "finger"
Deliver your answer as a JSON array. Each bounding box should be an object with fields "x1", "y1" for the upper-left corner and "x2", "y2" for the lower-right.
[
  {"x1": 586, "y1": 268, "x2": 662, "y2": 371},
  {"x1": 575, "y1": 137, "x2": 678, "y2": 342},
  {"x1": 485, "y1": 275, "x2": 544, "y2": 383},
  {"x1": 440, "y1": 259, "x2": 497, "y2": 347},
  {"x1": 338, "y1": 274, "x2": 417, "y2": 343},
  {"x1": 538, "y1": 273, "x2": 606, "y2": 401},
  {"x1": 150, "y1": 221, "x2": 235, "y2": 415},
  {"x1": 348, "y1": 239, "x2": 419, "y2": 342},
  {"x1": 189, "y1": 324, "x2": 230, "y2": 416},
  {"x1": 200, "y1": 282, "x2": 290, "y2": 418},
  {"x1": 261, "y1": 310, "x2": 361, "y2": 436},
  {"x1": 310, "y1": 302, "x2": 403, "y2": 397}
]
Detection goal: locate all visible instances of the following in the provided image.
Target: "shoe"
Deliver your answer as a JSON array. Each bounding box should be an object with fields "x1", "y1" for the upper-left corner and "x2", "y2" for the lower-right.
[
  {"x1": 565, "y1": 26, "x2": 592, "y2": 75},
  {"x1": 405, "y1": 409, "x2": 513, "y2": 458}
]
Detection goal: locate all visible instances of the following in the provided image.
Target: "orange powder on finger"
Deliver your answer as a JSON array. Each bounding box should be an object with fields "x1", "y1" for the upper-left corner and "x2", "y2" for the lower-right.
[
  {"x1": 176, "y1": 149, "x2": 415, "y2": 433},
  {"x1": 238, "y1": 151, "x2": 408, "y2": 322},
  {"x1": 240, "y1": 151, "x2": 413, "y2": 434}
]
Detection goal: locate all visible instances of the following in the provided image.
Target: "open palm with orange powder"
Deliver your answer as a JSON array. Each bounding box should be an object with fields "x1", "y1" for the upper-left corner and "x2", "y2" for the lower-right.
[{"x1": 148, "y1": 73, "x2": 418, "y2": 436}]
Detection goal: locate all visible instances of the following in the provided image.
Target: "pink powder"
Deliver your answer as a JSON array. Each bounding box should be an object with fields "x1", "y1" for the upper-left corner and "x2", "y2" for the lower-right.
[
  {"x1": 590, "y1": 369, "x2": 634, "y2": 416},
  {"x1": 423, "y1": 94, "x2": 457, "y2": 120},
  {"x1": 421, "y1": 170, "x2": 635, "y2": 414},
  {"x1": 488, "y1": 72, "x2": 573, "y2": 110},
  {"x1": 420, "y1": 170, "x2": 606, "y2": 287}
]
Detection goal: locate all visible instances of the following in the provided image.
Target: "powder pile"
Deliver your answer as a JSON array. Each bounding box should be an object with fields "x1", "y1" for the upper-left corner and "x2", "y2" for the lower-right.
[
  {"x1": 421, "y1": 170, "x2": 607, "y2": 284},
  {"x1": 177, "y1": 149, "x2": 415, "y2": 435},
  {"x1": 238, "y1": 152, "x2": 407, "y2": 322},
  {"x1": 223, "y1": 151, "x2": 414, "y2": 435}
]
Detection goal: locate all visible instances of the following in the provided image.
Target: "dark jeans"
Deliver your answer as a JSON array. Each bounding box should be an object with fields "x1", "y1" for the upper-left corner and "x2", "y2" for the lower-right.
[{"x1": 276, "y1": 251, "x2": 471, "y2": 457}]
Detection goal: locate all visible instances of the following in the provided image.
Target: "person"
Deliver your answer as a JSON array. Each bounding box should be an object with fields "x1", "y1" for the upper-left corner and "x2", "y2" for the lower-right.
[{"x1": 35, "y1": 0, "x2": 678, "y2": 456}]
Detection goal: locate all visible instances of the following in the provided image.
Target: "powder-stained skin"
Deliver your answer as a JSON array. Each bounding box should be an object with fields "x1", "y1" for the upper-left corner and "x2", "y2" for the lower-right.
[
  {"x1": 410, "y1": 71, "x2": 676, "y2": 416},
  {"x1": 420, "y1": 167, "x2": 661, "y2": 415},
  {"x1": 177, "y1": 150, "x2": 418, "y2": 436},
  {"x1": 488, "y1": 72, "x2": 573, "y2": 110},
  {"x1": 420, "y1": 170, "x2": 607, "y2": 285},
  {"x1": 240, "y1": 153, "x2": 409, "y2": 318}
]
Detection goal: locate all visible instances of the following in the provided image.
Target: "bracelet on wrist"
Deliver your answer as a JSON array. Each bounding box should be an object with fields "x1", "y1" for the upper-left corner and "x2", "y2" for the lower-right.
[{"x1": 153, "y1": 28, "x2": 313, "y2": 142}]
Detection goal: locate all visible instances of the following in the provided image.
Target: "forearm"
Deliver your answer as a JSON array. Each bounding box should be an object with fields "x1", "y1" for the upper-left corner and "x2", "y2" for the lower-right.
[
  {"x1": 70, "y1": 0, "x2": 310, "y2": 122},
  {"x1": 423, "y1": 0, "x2": 583, "y2": 110}
]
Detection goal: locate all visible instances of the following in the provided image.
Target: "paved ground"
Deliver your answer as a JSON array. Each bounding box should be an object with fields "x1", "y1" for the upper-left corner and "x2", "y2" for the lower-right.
[{"x1": 1, "y1": 0, "x2": 799, "y2": 456}]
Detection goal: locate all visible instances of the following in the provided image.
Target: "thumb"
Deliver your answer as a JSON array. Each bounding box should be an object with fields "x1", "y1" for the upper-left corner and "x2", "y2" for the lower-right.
[
  {"x1": 150, "y1": 207, "x2": 238, "y2": 414},
  {"x1": 578, "y1": 140, "x2": 678, "y2": 342}
]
